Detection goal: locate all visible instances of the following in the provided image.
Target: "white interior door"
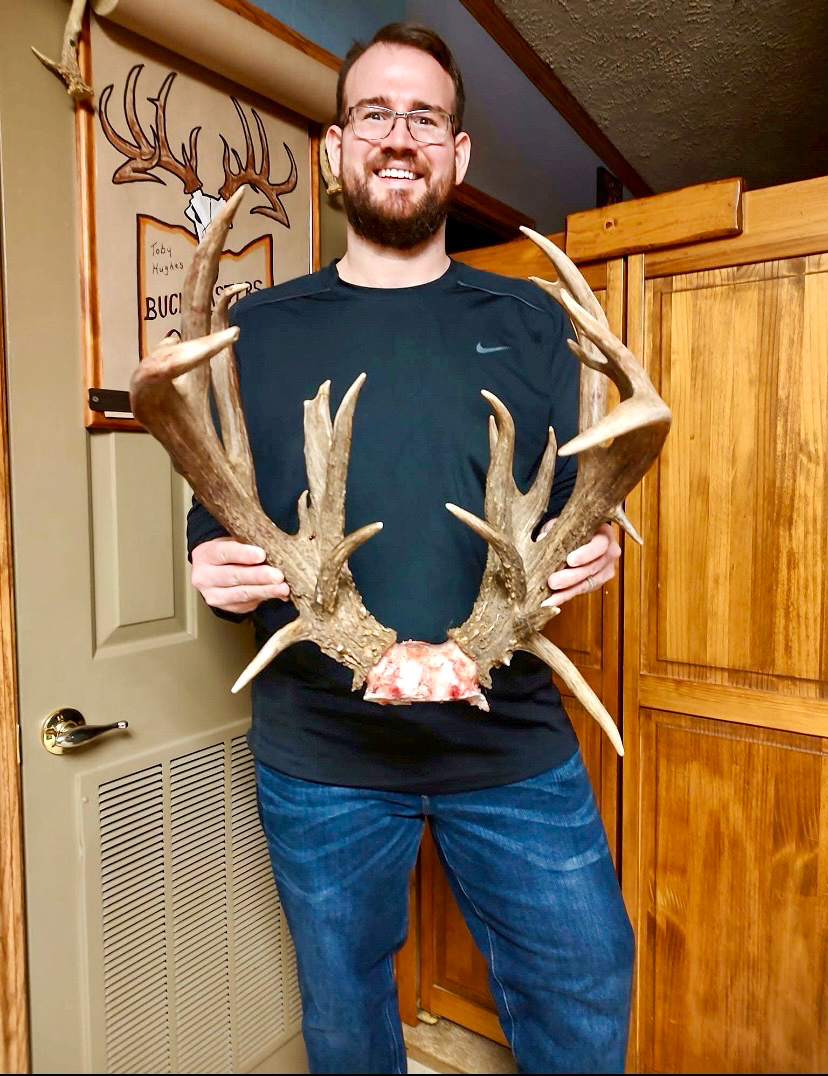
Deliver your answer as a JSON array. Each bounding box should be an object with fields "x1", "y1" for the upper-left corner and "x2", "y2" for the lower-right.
[{"x1": 1, "y1": 2, "x2": 305, "y2": 1070}]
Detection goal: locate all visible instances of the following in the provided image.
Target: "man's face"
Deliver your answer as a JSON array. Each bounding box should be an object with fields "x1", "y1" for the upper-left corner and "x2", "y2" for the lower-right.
[{"x1": 326, "y1": 43, "x2": 471, "y2": 250}]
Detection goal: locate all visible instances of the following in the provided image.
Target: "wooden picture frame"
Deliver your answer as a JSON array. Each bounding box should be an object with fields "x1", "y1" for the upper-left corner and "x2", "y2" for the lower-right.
[{"x1": 76, "y1": 9, "x2": 320, "y2": 431}]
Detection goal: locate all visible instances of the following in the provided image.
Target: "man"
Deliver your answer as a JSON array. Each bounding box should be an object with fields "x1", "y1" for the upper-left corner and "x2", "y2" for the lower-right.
[{"x1": 188, "y1": 22, "x2": 632, "y2": 1075}]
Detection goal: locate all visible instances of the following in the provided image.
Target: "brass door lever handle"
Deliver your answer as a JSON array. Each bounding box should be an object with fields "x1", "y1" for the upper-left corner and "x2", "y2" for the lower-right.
[{"x1": 41, "y1": 708, "x2": 129, "y2": 754}]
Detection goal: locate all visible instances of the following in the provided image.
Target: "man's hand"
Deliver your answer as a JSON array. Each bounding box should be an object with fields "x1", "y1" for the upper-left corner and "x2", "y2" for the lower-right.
[
  {"x1": 540, "y1": 519, "x2": 621, "y2": 608},
  {"x1": 191, "y1": 537, "x2": 290, "y2": 614}
]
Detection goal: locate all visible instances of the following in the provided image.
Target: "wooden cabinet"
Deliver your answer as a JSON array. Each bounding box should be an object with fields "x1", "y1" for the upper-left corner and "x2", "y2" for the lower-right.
[
  {"x1": 401, "y1": 176, "x2": 828, "y2": 1073},
  {"x1": 623, "y1": 182, "x2": 828, "y2": 1073}
]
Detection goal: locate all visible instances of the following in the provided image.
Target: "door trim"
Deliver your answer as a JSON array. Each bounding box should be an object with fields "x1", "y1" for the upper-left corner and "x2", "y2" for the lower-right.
[{"x1": 0, "y1": 233, "x2": 30, "y2": 1073}]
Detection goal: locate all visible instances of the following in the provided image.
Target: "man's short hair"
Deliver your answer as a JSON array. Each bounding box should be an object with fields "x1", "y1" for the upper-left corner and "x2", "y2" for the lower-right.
[{"x1": 336, "y1": 21, "x2": 466, "y2": 132}]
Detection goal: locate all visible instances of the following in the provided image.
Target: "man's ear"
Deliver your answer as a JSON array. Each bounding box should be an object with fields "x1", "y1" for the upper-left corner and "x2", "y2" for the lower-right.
[
  {"x1": 453, "y1": 130, "x2": 471, "y2": 187},
  {"x1": 325, "y1": 124, "x2": 343, "y2": 178}
]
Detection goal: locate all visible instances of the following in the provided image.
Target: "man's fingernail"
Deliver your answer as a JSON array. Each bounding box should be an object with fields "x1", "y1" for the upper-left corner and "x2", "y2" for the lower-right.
[{"x1": 548, "y1": 572, "x2": 563, "y2": 587}]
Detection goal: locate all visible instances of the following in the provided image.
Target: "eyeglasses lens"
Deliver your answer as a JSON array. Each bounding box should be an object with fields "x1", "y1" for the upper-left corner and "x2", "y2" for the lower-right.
[{"x1": 351, "y1": 105, "x2": 451, "y2": 145}]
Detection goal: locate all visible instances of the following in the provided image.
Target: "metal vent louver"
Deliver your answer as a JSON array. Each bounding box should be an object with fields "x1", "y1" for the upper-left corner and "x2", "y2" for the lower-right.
[{"x1": 90, "y1": 731, "x2": 302, "y2": 1073}]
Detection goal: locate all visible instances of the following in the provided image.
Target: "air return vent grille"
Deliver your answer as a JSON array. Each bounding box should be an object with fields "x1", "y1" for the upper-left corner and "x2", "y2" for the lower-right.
[{"x1": 86, "y1": 730, "x2": 302, "y2": 1073}]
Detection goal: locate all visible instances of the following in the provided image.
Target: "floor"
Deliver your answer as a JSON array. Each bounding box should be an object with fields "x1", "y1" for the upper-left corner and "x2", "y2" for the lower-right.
[{"x1": 403, "y1": 1015, "x2": 517, "y2": 1074}]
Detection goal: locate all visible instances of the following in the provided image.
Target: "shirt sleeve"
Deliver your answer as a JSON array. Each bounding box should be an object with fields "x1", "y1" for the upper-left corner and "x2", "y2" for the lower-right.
[
  {"x1": 186, "y1": 495, "x2": 230, "y2": 560},
  {"x1": 543, "y1": 306, "x2": 580, "y2": 522},
  {"x1": 186, "y1": 497, "x2": 251, "y2": 623}
]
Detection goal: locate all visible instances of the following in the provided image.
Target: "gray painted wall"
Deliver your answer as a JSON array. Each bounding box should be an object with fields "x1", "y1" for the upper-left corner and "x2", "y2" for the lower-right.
[{"x1": 253, "y1": 0, "x2": 609, "y2": 231}]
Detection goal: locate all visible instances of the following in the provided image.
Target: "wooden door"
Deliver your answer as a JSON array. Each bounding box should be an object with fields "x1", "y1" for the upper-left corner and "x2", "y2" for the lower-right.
[
  {"x1": 622, "y1": 176, "x2": 828, "y2": 1072},
  {"x1": 411, "y1": 240, "x2": 625, "y2": 1043},
  {"x1": 1, "y1": 3, "x2": 307, "y2": 1070}
]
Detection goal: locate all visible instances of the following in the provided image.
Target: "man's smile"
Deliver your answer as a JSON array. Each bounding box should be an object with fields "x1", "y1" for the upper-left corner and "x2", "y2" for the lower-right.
[{"x1": 375, "y1": 166, "x2": 420, "y2": 181}]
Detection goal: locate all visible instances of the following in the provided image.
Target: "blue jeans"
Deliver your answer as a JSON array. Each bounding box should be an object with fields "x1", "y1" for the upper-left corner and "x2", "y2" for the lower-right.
[{"x1": 254, "y1": 748, "x2": 634, "y2": 1074}]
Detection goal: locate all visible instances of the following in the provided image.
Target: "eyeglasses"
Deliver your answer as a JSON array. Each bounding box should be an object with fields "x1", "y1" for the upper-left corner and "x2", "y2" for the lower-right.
[{"x1": 347, "y1": 103, "x2": 455, "y2": 145}]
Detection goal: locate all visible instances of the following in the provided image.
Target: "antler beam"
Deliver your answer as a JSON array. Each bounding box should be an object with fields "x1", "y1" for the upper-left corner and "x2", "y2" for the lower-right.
[
  {"x1": 130, "y1": 190, "x2": 395, "y2": 693},
  {"x1": 446, "y1": 230, "x2": 672, "y2": 755}
]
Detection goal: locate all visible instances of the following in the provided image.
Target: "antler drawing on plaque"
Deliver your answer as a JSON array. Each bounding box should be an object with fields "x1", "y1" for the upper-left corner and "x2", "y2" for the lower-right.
[
  {"x1": 444, "y1": 229, "x2": 672, "y2": 754},
  {"x1": 99, "y1": 66, "x2": 202, "y2": 192},
  {"x1": 133, "y1": 197, "x2": 671, "y2": 757},
  {"x1": 218, "y1": 99, "x2": 298, "y2": 228},
  {"x1": 130, "y1": 189, "x2": 396, "y2": 692},
  {"x1": 99, "y1": 66, "x2": 297, "y2": 238}
]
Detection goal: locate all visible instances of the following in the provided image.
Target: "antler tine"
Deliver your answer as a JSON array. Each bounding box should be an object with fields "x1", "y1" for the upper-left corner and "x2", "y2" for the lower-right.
[
  {"x1": 99, "y1": 69, "x2": 162, "y2": 185},
  {"x1": 31, "y1": 0, "x2": 93, "y2": 101},
  {"x1": 210, "y1": 282, "x2": 256, "y2": 497},
  {"x1": 480, "y1": 390, "x2": 519, "y2": 527},
  {"x1": 149, "y1": 72, "x2": 202, "y2": 194},
  {"x1": 303, "y1": 380, "x2": 334, "y2": 514},
  {"x1": 181, "y1": 188, "x2": 245, "y2": 341},
  {"x1": 526, "y1": 227, "x2": 666, "y2": 545},
  {"x1": 520, "y1": 227, "x2": 606, "y2": 326},
  {"x1": 447, "y1": 235, "x2": 671, "y2": 754},
  {"x1": 325, "y1": 373, "x2": 368, "y2": 534},
  {"x1": 445, "y1": 502, "x2": 527, "y2": 604},
  {"x1": 521, "y1": 227, "x2": 613, "y2": 441},
  {"x1": 555, "y1": 290, "x2": 671, "y2": 458},
  {"x1": 523, "y1": 635, "x2": 624, "y2": 755},
  {"x1": 130, "y1": 188, "x2": 275, "y2": 545},
  {"x1": 232, "y1": 619, "x2": 306, "y2": 694}
]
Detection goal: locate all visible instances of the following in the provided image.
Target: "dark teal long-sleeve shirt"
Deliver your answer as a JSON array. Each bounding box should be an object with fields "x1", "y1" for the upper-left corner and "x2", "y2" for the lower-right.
[{"x1": 187, "y1": 259, "x2": 580, "y2": 793}]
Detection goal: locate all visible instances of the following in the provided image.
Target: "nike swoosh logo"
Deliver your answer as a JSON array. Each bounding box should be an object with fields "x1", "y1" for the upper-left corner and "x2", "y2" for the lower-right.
[{"x1": 476, "y1": 342, "x2": 510, "y2": 354}]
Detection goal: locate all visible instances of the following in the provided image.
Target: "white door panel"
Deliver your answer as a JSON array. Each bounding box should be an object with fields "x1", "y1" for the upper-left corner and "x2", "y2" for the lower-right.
[{"x1": 1, "y1": 2, "x2": 305, "y2": 1070}]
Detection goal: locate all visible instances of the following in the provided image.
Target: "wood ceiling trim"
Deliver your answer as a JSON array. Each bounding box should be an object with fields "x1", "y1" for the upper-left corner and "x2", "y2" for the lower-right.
[
  {"x1": 210, "y1": 0, "x2": 342, "y2": 72},
  {"x1": 457, "y1": 0, "x2": 653, "y2": 199}
]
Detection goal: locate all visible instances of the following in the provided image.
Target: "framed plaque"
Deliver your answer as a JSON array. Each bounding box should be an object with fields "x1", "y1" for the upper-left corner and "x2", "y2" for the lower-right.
[{"x1": 78, "y1": 11, "x2": 316, "y2": 428}]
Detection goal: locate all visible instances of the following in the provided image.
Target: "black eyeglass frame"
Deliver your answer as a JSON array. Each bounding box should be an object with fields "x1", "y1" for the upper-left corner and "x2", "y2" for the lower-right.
[{"x1": 344, "y1": 104, "x2": 457, "y2": 144}]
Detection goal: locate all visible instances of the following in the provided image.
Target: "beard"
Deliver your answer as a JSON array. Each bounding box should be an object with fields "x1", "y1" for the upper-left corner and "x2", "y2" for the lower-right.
[{"x1": 340, "y1": 152, "x2": 454, "y2": 251}]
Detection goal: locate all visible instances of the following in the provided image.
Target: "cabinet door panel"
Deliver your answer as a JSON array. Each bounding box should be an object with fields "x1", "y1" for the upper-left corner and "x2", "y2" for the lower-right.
[{"x1": 624, "y1": 180, "x2": 828, "y2": 1073}]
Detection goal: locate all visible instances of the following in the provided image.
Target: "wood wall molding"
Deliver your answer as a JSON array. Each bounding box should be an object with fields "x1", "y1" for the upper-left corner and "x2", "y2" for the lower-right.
[
  {"x1": 456, "y1": 0, "x2": 652, "y2": 198},
  {"x1": 451, "y1": 181, "x2": 534, "y2": 239},
  {"x1": 644, "y1": 174, "x2": 828, "y2": 277},
  {"x1": 0, "y1": 252, "x2": 30, "y2": 1074},
  {"x1": 454, "y1": 232, "x2": 608, "y2": 289},
  {"x1": 566, "y1": 177, "x2": 743, "y2": 262}
]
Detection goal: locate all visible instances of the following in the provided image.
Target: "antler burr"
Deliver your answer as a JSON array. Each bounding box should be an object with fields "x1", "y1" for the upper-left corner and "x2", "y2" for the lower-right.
[{"x1": 130, "y1": 190, "x2": 395, "y2": 694}]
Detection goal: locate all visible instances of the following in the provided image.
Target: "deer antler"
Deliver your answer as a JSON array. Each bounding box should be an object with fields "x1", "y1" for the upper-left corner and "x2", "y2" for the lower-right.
[
  {"x1": 445, "y1": 229, "x2": 672, "y2": 755},
  {"x1": 218, "y1": 99, "x2": 298, "y2": 227},
  {"x1": 130, "y1": 190, "x2": 395, "y2": 693},
  {"x1": 31, "y1": 0, "x2": 93, "y2": 102},
  {"x1": 99, "y1": 66, "x2": 201, "y2": 193},
  {"x1": 133, "y1": 201, "x2": 670, "y2": 740}
]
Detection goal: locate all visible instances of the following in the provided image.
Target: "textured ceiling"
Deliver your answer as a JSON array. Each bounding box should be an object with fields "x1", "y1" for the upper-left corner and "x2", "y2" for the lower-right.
[{"x1": 494, "y1": 0, "x2": 828, "y2": 194}]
